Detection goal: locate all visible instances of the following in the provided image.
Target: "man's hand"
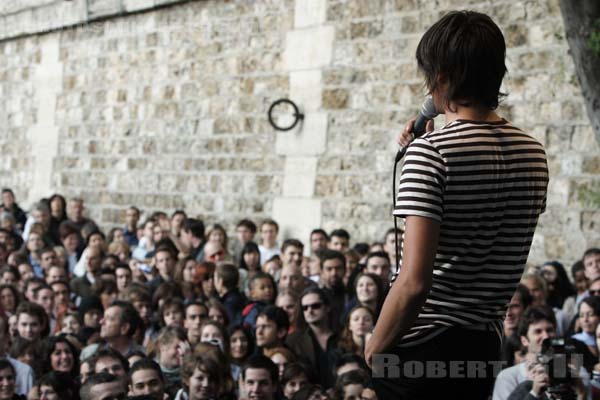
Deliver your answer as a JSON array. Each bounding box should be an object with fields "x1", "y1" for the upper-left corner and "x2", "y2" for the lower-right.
[
  {"x1": 397, "y1": 117, "x2": 435, "y2": 148},
  {"x1": 529, "y1": 364, "x2": 549, "y2": 397}
]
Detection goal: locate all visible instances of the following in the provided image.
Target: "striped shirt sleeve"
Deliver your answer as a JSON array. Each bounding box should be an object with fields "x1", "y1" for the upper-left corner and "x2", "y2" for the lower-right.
[{"x1": 393, "y1": 138, "x2": 446, "y2": 222}]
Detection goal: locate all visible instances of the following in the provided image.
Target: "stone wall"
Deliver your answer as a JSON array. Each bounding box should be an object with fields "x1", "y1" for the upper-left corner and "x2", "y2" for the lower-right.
[{"x1": 0, "y1": 0, "x2": 598, "y2": 266}]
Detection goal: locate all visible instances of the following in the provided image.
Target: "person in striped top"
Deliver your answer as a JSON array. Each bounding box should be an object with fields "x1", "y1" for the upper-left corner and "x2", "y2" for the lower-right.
[{"x1": 366, "y1": 10, "x2": 549, "y2": 399}]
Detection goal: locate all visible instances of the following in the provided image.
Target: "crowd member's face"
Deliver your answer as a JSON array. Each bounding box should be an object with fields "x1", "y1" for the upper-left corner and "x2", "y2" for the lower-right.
[
  {"x1": 523, "y1": 278, "x2": 546, "y2": 306},
  {"x1": 329, "y1": 236, "x2": 348, "y2": 252},
  {"x1": 574, "y1": 270, "x2": 589, "y2": 294},
  {"x1": 25, "y1": 282, "x2": 41, "y2": 302},
  {"x1": 67, "y1": 200, "x2": 84, "y2": 222},
  {"x1": 87, "y1": 250, "x2": 102, "y2": 275},
  {"x1": 270, "y1": 353, "x2": 288, "y2": 379},
  {"x1": 208, "y1": 307, "x2": 225, "y2": 326},
  {"x1": 282, "y1": 246, "x2": 303, "y2": 268},
  {"x1": 27, "y1": 233, "x2": 43, "y2": 253},
  {"x1": 171, "y1": 213, "x2": 185, "y2": 231},
  {"x1": 301, "y1": 293, "x2": 328, "y2": 326},
  {"x1": 579, "y1": 302, "x2": 599, "y2": 335},
  {"x1": 276, "y1": 294, "x2": 297, "y2": 327},
  {"x1": 250, "y1": 278, "x2": 273, "y2": 303},
  {"x1": 115, "y1": 268, "x2": 132, "y2": 291},
  {"x1": 183, "y1": 260, "x2": 198, "y2": 283},
  {"x1": 39, "y1": 384, "x2": 59, "y2": 400},
  {"x1": 343, "y1": 383, "x2": 365, "y2": 400},
  {"x1": 17, "y1": 265, "x2": 33, "y2": 286},
  {"x1": 143, "y1": 222, "x2": 155, "y2": 242},
  {"x1": 79, "y1": 362, "x2": 92, "y2": 384},
  {"x1": 504, "y1": 293, "x2": 525, "y2": 334},
  {"x1": 243, "y1": 368, "x2": 276, "y2": 400},
  {"x1": 152, "y1": 226, "x2": 164, "y2": 244},
  {"x1": 365, "y1": 256, "x2": 391, "y2": 286},
  {"x1": 320, "y1": 258, "x2": 345, "y2": 290},
  {"x1": 61, "y1": 315, "x2": 80, "y2": 335},
  {"x1": 188, "y1": 367, "x2": 215, "y2": 400},
  {"x1": 208, "y1": 229, "x2": 224, "y2": 245},
  {"x1": 200, "y1": 325, "x2": 223, "y2": 346},
  {"x1": 185, "y1": 305, "x2": 208, "y2": 339},
  {"x1": 261, "y1": 224, "x2": 277, "y2": 245},
  {"x1": 100, "y1": 306, "x2": 125, "y2": 340},
  {"x1": 283, "y1": 373, "x2": 308, "y2": 399},
  {"x1": 356, "y1": 276, "x2": 378, "y2": 304},
  {"x1": 47, "y1": 266, "x2": 67, "y2": 284},
  {"x1": 383, "y1": 232, "x2": 400, "y2": 257},
  {"x1": 95, "y1": 356, "x2": 127, "y2": 378},
  {"x1": 0, "y1": 367, "x2": 16, "y2": 400},
  {"x1": 84, "y1": 309, "x2": 102, "y2": 328},
  {"x1": 585, "y1": 253, "x2": 600, "y2": 282},
  {"x1": 164, "y1": 307, "x2": 184, "y2": 327},
  {"x1": 40, "y1": 251, "x2": 57, "y2": 270},
  {"x1": 230, "y1": 330, "x2": 249, "y2": 360},
  {"x1": 35, "y1": 288, "x2": 55, "y2": 315},
  {"x1": 130, "y1": 368, "x2": 164, "y2": 399},
  {"x1": 50, "y1": 342, "x2": 74, "y2": 373},
  {"x1": 1, "y1": 192, "x2": 14, "y2": 208},
  {"x1": 541, "y1": 264, "x2": 558, "y2": 284},
  {"x1": 279, "y1": 265, "x2": 303, "y2": 292},
  {"x1": 0, "y1": 288, "x2": 16, "y2": 313},
  {"x1": 155, "y1": 251, "x2": 175, "y2": 280},
  {"x1": 133, "y1": 301, "x2": 151, "y2": 325},
  {"x1": 590, "y1": 280, "x2": 600, "y2": 297},
  {"x1": 158, "y1": 339, "x2": 181, "y2": 369},
  {"x1": 62, "y1": 233, "x2": 79, "y2": 253},
  {"x1": 310, "y1": 233, "x2": 328, "y2": 253},
  {"x1": 255, "y1": 315, "x2": 282, "y2": 349},
  {"x1": 520, "y1": 319, "x2": 555, "y2": 355},
  {"x1": 125, "y1": 208, "x2": 139, "y2": 229},
  {"x1": 236, "y1": 226, "x2": 254, "y2": 245},
  {"x1": 348, "y1": 308, "x2": 373, "y2": 337},
  {"x1": 17, "y1": 313, "x2": 42, "y2": 341},
  {"x1": 243, "y1": 251, "x2": 260, "y2": 270}
]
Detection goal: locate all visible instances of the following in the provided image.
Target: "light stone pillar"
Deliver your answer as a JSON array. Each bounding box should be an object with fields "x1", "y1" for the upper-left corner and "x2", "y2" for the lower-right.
[
  {"x1": 273, "y1": 0, "x2": 333, "y2": 250},
  {"x1": 26, "y1": 35, "x2": 62, "y2": 206}
]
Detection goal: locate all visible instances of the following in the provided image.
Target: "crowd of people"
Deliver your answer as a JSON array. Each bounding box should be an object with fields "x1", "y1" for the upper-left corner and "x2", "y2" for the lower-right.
[{"x1": 0, "y1": 187, "x2": 598, "y2": 400}]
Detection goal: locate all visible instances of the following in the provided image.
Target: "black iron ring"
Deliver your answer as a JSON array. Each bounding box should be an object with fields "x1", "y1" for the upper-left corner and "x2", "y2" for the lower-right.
[{"x1": 267, "y1": 98, "x2": 304, "y2": 131}]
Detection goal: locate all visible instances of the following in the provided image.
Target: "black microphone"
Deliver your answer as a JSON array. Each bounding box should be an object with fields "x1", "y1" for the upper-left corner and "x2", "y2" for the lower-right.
[{"x1": 394, "y1": 96, "x2": 439, "y2": 163}]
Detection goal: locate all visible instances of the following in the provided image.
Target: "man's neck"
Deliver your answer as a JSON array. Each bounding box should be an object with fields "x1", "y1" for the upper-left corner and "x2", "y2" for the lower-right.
[
  {"x1": 443, "y1": 102, "x2": 501, "y2": 125},
  {"x1": 107, "y1": 335, "x2": 133, "y2": 355},
  {"x1": 309, "y1": 321, "x2": 331, "y2": 336},
  {"x1": 191, "y1": 237, "x2": 202, "y2": 248},
  {"x1": 262, "y1": 240, "x2": 276, "y2": 249}
]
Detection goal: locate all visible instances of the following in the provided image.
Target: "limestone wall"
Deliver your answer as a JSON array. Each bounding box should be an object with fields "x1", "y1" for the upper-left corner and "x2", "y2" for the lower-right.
[{"x1": 0, "y1": 0, "x2": 598, "y2": 266}]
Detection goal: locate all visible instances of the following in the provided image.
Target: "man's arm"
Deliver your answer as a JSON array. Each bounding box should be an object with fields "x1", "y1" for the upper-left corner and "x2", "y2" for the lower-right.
[{"x1": 365, "y1": 215, "x2": 440, "y2": 367}]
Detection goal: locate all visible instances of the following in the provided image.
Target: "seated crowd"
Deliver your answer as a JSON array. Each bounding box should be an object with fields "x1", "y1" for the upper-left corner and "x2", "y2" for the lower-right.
[{"x1": 0, "y1": 188, "x2": 598, "y2": 400}]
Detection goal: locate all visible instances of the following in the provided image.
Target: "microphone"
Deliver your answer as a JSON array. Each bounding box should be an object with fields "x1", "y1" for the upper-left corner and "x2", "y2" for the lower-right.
[{"x1": 395, "y1": 96, "x2": 439, "y2": 163}]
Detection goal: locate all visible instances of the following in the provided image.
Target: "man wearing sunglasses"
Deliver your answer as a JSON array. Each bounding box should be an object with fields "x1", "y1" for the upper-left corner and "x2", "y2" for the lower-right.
[{"x1": 286, "y1": 287, "x2": 338, "y2": 389}]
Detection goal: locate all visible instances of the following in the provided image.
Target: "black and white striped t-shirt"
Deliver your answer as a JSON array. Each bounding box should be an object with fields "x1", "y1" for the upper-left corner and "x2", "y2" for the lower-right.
[{"x1": 393, "y1": 118, "x2": 548, "y2": 348}]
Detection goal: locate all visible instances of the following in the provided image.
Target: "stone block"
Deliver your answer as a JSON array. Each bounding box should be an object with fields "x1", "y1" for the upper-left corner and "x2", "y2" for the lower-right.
[
  {"x1": 283, "y1": 157, "x2": 317, "y2": 197},
  {"x1": 290, "y1": 70, "x2": 322, "y2": 112},
  {"x1": 283, "y1": 26, "x2": 334, "y2": 70},
  {"x1": 276, "y1": 112, "x2": 327, "y2": 156},
  {"x1": 273, "y1": 197, "x2": 322, "y2": 247},
  {"x1": 294, "y1": 0, "x2": 327, "y2": 29}
]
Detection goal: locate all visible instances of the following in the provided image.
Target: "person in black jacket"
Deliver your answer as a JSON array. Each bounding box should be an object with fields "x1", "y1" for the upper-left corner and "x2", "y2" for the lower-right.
[
  {"x1": 1, "y1": 189, "x2": 26, "y2": 231},
  {"x1": 214, "y1": 263, "x2": 247, "y2": 330}
]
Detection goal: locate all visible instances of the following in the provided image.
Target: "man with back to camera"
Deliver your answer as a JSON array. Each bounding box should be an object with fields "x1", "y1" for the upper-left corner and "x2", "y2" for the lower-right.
[{"x1": 365, "y1": 11, "x2": 548, "y2": 399}]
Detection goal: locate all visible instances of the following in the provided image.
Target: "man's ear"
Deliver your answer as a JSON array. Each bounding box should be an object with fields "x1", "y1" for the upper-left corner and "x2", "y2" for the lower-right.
[
  {"x1": 520, "y1": 335, "x2": 529, "y2": 350},
  {"x1": 120, "y1": 322, "x2": 131, "y2": 337}
]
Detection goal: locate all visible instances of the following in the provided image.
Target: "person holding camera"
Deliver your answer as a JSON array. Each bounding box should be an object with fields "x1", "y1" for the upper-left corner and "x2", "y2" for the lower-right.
[{"x1": 494, "y1": 306, "x2": 588, "y2": 400}]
